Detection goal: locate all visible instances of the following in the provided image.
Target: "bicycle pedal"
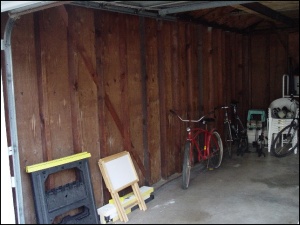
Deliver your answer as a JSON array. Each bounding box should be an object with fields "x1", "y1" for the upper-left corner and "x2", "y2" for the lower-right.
[{"x1": 208, "y1": 168, "x2": 214, "y2": 171}]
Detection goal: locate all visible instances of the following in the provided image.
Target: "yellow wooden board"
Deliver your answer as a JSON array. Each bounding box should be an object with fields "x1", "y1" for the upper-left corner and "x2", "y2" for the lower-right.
[
  {"x1": 26, "y1": 152, "x2": 91, "y2": 173},
  {"x1": 98, "y1": 186, "x2": 154, "y2": 224}
]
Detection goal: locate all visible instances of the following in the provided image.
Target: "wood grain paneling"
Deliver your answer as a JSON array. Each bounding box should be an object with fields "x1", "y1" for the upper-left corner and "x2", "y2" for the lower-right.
[
  {"x1": 103, "y1": 12, "x2": 123, "y2": 156},
  {"x1": 39, "y1": 8, "x2": 74, "y2": 187},
  {"x1": 94, "y1": 9, "x2": 110, "y2": 204},
  {"x1": 127, "y1": 15, "x2": 146, "y2": 184},
  {"x1": 177, "y1": 21, "x2": 188, "y2": 162},
  {"x1": 250, "y1": 34, "x2": 271, "y2": 108},
  {"x1": 66, "y1": 5, "x2": 102, "y2": 207},
  {"x1": 201, "y1": 26, "x2": 211, "y2": 112},
  {"x1": 269, "y1": 32, "x2": 288, "y2": 101},
  {"x1": 145, "y1": 18, "x2": 161, "y2": 184},
  {"x1": 242, "y1": 35, "x2": 250, "y2": 118},
  {"x1": 190, "y1": 24, "x2": 200, "y2": 118},
  {"x1": 1, "y1": 6, "x2": 298, "y2": 223},
  {"x1": 288, "y1": 32, "x2": 299, "y2": 70},
  {"x1": 157, "y1": 20, "x2": 168, "y2": 179},
  {"x1": 11, "y1": 13, "x2": 42, "y2": 224},
  {"x1": 170, "y1": 22, "x2": 182, "y2": 173}
]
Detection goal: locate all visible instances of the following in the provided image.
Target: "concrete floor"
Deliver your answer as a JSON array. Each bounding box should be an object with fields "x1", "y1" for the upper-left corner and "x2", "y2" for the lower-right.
[{"x1": 112, "y1": 146, "x2": 299, "y2": 224}]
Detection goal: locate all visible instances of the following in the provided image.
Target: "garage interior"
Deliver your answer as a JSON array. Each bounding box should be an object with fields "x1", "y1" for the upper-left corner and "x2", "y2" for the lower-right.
[{"x1": 1, "y1": 1, "x2": 299, "y2": 224}]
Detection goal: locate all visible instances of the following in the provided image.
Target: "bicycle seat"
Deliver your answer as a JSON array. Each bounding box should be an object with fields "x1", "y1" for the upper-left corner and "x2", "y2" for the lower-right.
[{"x1": 202, "y1": 118, "x2": 215, "y2": 123}]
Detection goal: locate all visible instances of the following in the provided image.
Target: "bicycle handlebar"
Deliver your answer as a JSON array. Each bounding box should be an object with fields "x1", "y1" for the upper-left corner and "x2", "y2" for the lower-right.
[
  {"x1": 215, "y1": 103, "x2": 238, "y2": 110},
  {"x1": 170, "y1": 109, "x2": 216, "y2": 123},
  {"x1": 218, "y1": 105, "x2": 229, "y2": 109}
]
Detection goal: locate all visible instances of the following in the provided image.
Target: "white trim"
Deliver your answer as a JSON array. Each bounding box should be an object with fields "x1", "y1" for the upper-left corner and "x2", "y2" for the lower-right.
[
  {"x1": 1, "y1": 68, "x2": 16, "y2": 224},
  {"x1": 1, "y1": 1, "x2": 55, "y2": 13}
]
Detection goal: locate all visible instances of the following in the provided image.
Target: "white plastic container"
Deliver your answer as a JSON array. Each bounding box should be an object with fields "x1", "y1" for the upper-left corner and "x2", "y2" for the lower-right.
[
  {"x1": 247, "y1": 120, "x2": 257, "y2": 129},
  {"x1": 247, "y1": 128, "x2": 257, "y2": 144}
]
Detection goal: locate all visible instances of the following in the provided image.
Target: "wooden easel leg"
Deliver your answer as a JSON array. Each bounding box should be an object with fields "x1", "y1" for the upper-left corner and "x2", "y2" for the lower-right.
[
  {"x1": 132, "y1": 182, "x2": 147, "y2": 211},
  {"x1": 111, "y1": 192, "x2": 128, "y2": 222}
]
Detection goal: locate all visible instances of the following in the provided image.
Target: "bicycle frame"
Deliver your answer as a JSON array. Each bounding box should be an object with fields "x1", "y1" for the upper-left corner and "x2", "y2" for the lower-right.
[
  {"x1": 186, "y1": 125, "x2": 218, "y2": 163},
  {"x1": 220, "y1": 101, "x2": 248, "y2": 157},
  {"x1": 231, "y1": 103, "x2": 247, "y2": 138},
  {"x1": 222, "y1": 106, "x2": 233, "y2": 141},
  {"x1": 222, "y1": 106, "x2": 238, "y2": 142},
  {"x1": 170, "y1": 108, "x2": 223, "y2": 189}
]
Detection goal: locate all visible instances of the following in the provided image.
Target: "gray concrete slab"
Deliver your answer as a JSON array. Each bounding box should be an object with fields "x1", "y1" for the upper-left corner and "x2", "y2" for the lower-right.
[{"x1": 111, "y1": 147, "x2": 299, "y2": 224}]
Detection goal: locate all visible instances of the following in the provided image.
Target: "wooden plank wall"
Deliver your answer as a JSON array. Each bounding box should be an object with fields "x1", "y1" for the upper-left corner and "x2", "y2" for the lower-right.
[
  {"x1": 249, "y1": 31, "x2": 300, "y2": 108},
  {"x1": 10, "y1": 13, "x2": 43, "y2": 224},
  {"x1": 289, "y1": 32, "x2": 299, "y2": 73},
  {"x1": 66, "y1": 5, "x2": 102, "y2": 211},
  {"x1": 1, "y1": 6, "x2": 298, "y2": 224}
]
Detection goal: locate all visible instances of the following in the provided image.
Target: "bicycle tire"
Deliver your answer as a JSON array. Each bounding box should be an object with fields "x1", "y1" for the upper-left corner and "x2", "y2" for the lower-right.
[
  {"x1": 224, "y1": 125, "x2": 232, "y2": 158},
  {"x1": 259, "y1": 138, "x2": 265, "y2": 150},
  {"x1": 182, "y1": 141, "x2": 192, "y2": 189},
  {"x1": 257, "y1": 134, "x2": 266, "y2": 157},
  {"x1": 271, "y1": 124, "x2": 298, "y2": 158},
  {"x1": 208, "y1": 131, "x2": 223, "y2": 168},
  {"x1": 237, "y1": 134, "x2": 249, "y2": 156}
]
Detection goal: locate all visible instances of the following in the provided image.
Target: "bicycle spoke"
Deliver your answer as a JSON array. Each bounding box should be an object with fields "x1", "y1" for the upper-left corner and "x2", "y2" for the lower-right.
[{"x1": 271, "y1": 124, "x2": 298, "y2": 158}]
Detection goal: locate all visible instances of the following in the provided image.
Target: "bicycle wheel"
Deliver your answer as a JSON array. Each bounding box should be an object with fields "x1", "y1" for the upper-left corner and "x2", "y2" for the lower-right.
[
  {"x1": 256, "y1": 134, "x2": 266, "y2": 157},
  {"x1": 182, "y1": 141, "x2": 192, "y2": 189},
  {"x1": 208, "y1": 131, "x2": 223, "y2": 168},
  {"x1": 271, "y1": 124, "x2": 298, "y2": 158},
  {"x1": 224, "y1": 124, "x2": 232, "y2": 158},
  {"x1": 237, "y1": 131, "x2": 249, "y2": 156}
]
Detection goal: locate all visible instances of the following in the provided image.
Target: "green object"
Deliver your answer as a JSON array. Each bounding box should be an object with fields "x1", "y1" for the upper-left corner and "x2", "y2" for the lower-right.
[{"x1": 247, "y1": 109, "x2": 266, "y2": 122}]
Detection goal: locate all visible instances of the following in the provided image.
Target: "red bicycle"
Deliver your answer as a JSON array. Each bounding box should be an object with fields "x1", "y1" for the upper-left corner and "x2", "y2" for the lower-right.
[{"x1": 170, "y1": 109, "x2": 223, "y2": 189}]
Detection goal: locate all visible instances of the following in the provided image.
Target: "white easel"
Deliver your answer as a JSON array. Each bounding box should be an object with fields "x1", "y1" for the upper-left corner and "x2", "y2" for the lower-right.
[{"x1": 98, "y1": 151, "x2": 147, "y2": 222}]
